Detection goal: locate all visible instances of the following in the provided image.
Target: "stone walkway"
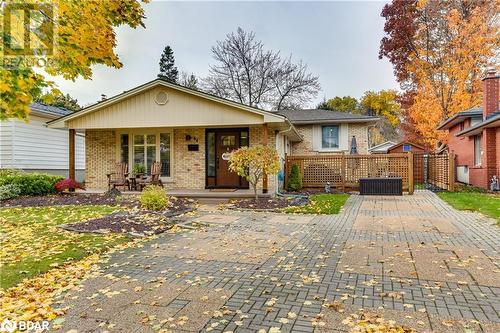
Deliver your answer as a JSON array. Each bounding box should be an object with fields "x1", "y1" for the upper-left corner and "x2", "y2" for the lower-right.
[{"x1": 52, "y1": 191, "x2": 500, "y2": 332}]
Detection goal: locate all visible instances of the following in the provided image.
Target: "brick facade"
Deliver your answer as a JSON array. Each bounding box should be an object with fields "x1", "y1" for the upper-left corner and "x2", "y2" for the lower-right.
[
  {"x1": 170, "y1": 128, "x2": 206, "y2": 190},
  {"x1": 291, "y1": 123, "x2": 370, "y2": 155},
  {"x1": 447, "y1": 119, "x2": 475, "y2": 167},
  {"x1": 483, "y1": 128, "x2": 498, "y2": 186},
  {"x1": 85, "y1": 130, "x2": 117, "y2": 189},
  {"x1": 444, "y1": 70, "x2": 499, "y2": 189},
  {"x1": 85, "y1": 126, "x2": 275, "y2": 191},
  {"x1": 249, "y1": 126, "x2": 277, "y2": 191}
]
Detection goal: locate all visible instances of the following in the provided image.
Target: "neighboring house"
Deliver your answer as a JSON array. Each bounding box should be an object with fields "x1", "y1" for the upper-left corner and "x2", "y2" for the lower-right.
[
  {"x1": 0, "y1": 102, "x2": 85, "y2": 181},
  {"x1": 48, "y1": 79, "x2": 378, "y2": 193},
  {"x1": 437, "y1": 69, "x2": 499, "y2": 188},
  {"x1": 387, "y1": 141, "x2": 428, "y2": 154},
  {"x1": 368, "y1": 141, "x2": 396, "y2": 154}
]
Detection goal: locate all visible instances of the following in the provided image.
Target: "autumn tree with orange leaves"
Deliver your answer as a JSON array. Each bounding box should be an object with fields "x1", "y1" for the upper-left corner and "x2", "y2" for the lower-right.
[{"x1": 379, "y1": 0, "x2": 499, "y2": 148}]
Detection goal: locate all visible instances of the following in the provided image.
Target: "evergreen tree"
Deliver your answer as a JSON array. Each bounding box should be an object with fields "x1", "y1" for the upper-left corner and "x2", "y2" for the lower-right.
[{"x1": 158, "y1": 46, "x2": 179, "y2": 83}]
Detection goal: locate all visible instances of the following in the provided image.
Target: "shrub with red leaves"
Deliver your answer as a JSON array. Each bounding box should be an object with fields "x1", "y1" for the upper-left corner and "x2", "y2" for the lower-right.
[{"x1": 55, "y1": 178, "x2": 85, "y2": 192}]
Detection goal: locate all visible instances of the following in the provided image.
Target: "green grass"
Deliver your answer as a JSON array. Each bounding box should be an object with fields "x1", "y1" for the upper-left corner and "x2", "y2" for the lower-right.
[
  {"x1": 0, "y1": 205, "x2": 130, "y2": 289},
  {"x1": 285, "y1": 193, "x2": 350, "y2": 214},
  {"x1": 437, "y1": 192, "x2": 500, "y2": 222}
]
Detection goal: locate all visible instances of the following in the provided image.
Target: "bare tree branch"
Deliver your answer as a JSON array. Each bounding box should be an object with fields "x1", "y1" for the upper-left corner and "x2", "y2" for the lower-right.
[{"x1": 203, "y1": 27, "x2": 320, "y2": 110}]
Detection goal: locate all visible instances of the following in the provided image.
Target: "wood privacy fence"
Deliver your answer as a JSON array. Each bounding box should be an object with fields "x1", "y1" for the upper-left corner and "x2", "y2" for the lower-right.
[
  {"x1": 413, "y1": 153, "x2": 455, "y2": 191},
  {"x1": 284, "y1": 152, "x2": 456, "y2": 194},
  {"x1": 285, "y1": 153, "x2": 414, "y2": 194}
]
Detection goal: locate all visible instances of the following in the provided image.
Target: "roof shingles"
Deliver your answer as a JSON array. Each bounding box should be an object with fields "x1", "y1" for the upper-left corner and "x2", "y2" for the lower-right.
[
  {"x1": 30, "y1": 102, "x2": 72, "y2": 117},
  {"x1": 275, "y1": 109, "x2": 379, "y2": 124}
]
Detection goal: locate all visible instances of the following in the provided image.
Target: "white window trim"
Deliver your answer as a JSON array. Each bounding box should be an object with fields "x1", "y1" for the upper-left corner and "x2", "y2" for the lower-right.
[
  {"x1": 474, "y1": 134, "x2": 482, "y2": 167},
  {"x1": 116, "y1": 129, "x2": 174, "y2": 182},
  {"x1": 313, "y1": 123, "x2": 349, "y2": 152}
]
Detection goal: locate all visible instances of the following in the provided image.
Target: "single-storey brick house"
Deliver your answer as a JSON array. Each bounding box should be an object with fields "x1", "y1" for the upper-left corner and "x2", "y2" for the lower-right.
[
  {"x1": 48, "y1": 79, "x2": 378, "y2": 193},
  {"x1": 437, "y1": 69, "x2": 499, "y2": 188}
]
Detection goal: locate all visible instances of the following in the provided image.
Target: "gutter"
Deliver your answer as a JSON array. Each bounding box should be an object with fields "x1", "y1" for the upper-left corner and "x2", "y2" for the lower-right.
[
  {"x1": 437, "y1": 110, "x2": 483, "y2": 130},
  {"x1": 290, "y1": 117, "x2": 380, "y2": 125},
  {"x1": 280, "y1": 120, "x2": 302, "y2": 141},
  {"x1": 456, "y1": 114, "x2": 500, "y2": 137}
]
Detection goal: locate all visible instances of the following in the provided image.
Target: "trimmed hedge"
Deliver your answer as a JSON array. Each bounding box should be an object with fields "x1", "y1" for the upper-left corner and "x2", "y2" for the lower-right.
[{"x1": 0, "y1": 171, "x2": 64, "y2": 197}]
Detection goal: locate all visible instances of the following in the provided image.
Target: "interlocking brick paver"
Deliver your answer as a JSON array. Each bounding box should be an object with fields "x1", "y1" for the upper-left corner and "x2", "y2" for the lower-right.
[{"x1": 52, "y1": 191, "x2": 500, "y2": 332}]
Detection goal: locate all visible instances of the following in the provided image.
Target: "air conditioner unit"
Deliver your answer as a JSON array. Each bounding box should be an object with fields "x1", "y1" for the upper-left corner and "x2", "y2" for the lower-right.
[{"x1": 457, "y1": 166, "x2": 469, "y2": 184}]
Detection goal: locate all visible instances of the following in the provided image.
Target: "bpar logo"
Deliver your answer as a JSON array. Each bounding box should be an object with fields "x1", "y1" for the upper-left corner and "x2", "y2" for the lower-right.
[
  {"x1": 0, "y1": 319, "x2": 16, "y2": 333},
  {"x1": 1, "y1": 318, "x2": 50, "y2": 332}
]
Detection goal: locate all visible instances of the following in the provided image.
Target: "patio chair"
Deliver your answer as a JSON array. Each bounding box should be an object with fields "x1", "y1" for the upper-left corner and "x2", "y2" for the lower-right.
[
  {"x1": 107, "y1": 162, "x2": 130, "y2": 190},
  {"x1": 137, "y1": 161, "x2": 164, "y2": 191}
]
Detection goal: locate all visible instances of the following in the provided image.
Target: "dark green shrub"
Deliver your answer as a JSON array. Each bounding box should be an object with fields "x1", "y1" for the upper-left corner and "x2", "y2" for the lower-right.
[
  {"x1": 287, "y1": 164, "x2": 302, "y2": 191},
  {"x1": 139, "y1": 185, "x2": 169, "y2": 210},
  {"x1": 0, "y1": 172, "x2": 63, "y2": 196}
]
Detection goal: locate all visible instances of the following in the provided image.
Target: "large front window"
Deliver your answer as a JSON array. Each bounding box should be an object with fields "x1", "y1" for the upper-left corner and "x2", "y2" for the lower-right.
[
  {"x1": 134, "y1": 134, "x2": 156, "y2": 174},
  {"x1": 321, "y1": 125, "x2": 339, "y2": 149},
  {"x1": 119, "y1": 132, "x2": 172, "y2": 177}
]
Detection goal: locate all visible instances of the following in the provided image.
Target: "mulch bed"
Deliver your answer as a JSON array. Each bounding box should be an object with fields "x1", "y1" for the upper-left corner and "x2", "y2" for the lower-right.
[
  {"x1": 59, "y1": 197, "x2": 195, "y2": 236},
  {"x1": 1, "y1": 193, "x2": 137, "y2": 208},
  {"x1": 228, "y1": 196, "x2": 309, "y2": 211}
]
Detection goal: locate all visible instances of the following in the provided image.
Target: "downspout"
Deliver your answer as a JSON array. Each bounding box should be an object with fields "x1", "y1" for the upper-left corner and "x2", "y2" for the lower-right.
[{"x1": 275, "y1": 120, "x2": 307, "y2": 198}]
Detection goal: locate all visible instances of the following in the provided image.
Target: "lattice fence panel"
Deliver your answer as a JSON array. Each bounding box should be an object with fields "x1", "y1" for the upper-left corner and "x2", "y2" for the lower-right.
[
  {"x1": 428, "y1": 154, "x2": 450, "y2": 189},
  {"x1": 285, "y1": 154, "x2": 410, "y2": 191}
]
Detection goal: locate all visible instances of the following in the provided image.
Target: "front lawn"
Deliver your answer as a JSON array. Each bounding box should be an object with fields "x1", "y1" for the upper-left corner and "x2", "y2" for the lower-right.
[
  {"x1": 0, "y1": 205, "x2": 130, "y2": 289},
  {"x1": 285, "y1": 193, "x2": 349, "y2": 214},
  {"x1": 437, "y1": 192, "x2": 500, "y2": 222}
]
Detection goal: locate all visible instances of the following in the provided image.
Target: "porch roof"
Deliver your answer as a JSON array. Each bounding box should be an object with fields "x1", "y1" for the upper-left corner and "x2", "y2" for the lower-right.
[{"x1": 47, "y1": 79, "x2": 290, "y2": 130}]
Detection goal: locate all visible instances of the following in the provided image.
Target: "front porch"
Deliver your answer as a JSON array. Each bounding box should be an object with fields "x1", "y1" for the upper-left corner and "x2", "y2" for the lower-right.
[{"x1": 48, "y1": 79, "x2": 302, "y2": 195}]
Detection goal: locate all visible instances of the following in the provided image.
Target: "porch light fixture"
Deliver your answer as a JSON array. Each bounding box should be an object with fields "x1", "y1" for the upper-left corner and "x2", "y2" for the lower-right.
[{"x1": 185, "y1": 134, "x2": 198, "y2": 142}]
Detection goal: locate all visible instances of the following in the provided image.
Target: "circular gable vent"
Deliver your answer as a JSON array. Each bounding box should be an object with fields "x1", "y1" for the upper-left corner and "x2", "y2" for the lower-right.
[{"x1": 155, "y1": 91, "x2": 169, "y2": 105}]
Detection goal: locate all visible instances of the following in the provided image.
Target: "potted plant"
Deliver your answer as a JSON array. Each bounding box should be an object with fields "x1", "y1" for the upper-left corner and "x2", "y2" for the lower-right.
[{"x1": 132, "y1": 164, "x2": 146, "y2": 178}]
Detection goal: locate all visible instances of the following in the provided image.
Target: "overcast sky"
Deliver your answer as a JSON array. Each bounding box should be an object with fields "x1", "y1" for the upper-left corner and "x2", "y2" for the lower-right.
[{"x1": 48, "y1": 0, "x2": 399, "y2": 108}]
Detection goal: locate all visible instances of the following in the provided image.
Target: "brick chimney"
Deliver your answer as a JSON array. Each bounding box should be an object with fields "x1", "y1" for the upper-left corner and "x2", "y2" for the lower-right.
[{"x1": 482, "y1": 68, "x2": 499, "y2": 119}]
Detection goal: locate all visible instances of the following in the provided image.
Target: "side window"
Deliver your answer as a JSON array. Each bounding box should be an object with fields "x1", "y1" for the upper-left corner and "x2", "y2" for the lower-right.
[
  {"x1": 120, "y1": 134, "x2": 129, "y2": 163},
  {"x1": 474, "y1": 135, "x2": 482, "y2": 166},
  {"x1": 321, "y1": 125, "x2": 339, "y2": 149}
]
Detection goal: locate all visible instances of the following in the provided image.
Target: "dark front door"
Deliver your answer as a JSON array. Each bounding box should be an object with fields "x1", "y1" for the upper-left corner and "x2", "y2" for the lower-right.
[{"x1": 215, "y1": 131, "x2": 240, "y2": 187}]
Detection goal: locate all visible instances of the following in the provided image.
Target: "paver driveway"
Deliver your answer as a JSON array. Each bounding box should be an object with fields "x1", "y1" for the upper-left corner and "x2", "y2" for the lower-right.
[{"x1": 52, "y1": 191, "x2": 500, "y2": 332}]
